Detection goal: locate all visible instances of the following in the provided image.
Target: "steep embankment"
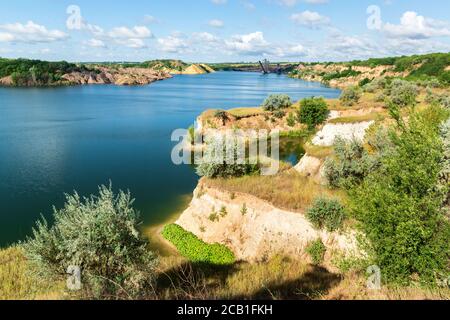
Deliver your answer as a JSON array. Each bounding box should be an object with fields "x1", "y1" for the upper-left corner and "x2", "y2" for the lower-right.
[
  {"x1": 176, "y1": 180, "x2": 359, "y2": 263},
  {"x1": 290, "y1": 53, "x2": 450, "y2": 88},
  {"x1": 61, "y1": 66, "x2": 171, "y2": 86}
]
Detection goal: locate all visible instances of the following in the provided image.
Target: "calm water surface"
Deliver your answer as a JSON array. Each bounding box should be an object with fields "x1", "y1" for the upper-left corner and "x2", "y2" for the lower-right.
[{"x1": 0, "y1": 72, "x2": 340, "y2": 246}]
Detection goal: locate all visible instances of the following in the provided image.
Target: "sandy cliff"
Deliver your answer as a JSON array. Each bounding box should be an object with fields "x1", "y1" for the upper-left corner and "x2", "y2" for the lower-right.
[{"x1": 175, "y1": 180, "x2": 359, "y2": 263}]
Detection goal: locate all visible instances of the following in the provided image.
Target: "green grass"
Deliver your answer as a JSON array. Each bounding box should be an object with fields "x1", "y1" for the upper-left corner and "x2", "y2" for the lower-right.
[
  {"x1": 162, "y1": 224, "x2": 235, "y2": 266},
  {"x1": 328, "y1": 113, "x2": 386, "y2": 124},
  {"x1": 227, "y1": 107, "x2": 264, "y2": 119},
  {"x1": 0, "y1": 247, "x2": 64, "y2": 300}
]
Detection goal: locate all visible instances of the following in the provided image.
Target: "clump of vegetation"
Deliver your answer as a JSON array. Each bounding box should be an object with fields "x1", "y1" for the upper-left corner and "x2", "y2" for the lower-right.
[
  {"x1": 273, "y1": 110, "x2": 286, "y2": 119},
  {"x1": 162, "y1": 224, "x2": 235, "y2": 265},
  {"x1": 214, "y1": 110, "x2": 230, "y2": 125},
  {"x1": 22, "y1": 185, "x2": 157, "y2": 299},
  {"x1": 306, "y1": 239, "x2": 326, "y2": 265},
  {"x1": 241, "y1": 203, "x2": 248, "y2": 216},
  {"x1": 339, "y1": 86, "x2": 361, "y2": 106},
  {"x1": 324, "y1": 134, "x2": 391, "y2": 189},
  {"x1": 322, "y1": 68, "x2": 361, "y2": 82},
  {"x1": 438, "y1": 118, "x2": 450, "y2": 210},
  {"x1": 363, "y1": 77, "x2": 387, "y2": 93},
  {"x1": 262, "y1": 94, "x2": 292, "y2": 111},
  {"x1": 0, "y1": 58, "x2": 92, "y2": 86},
  {"x1": 350, "y1": 103, "x2": 450, "y2": 285},
  {"x1": 358, "y1": 77, "x2": 372, "y2": 87},
  {"x1": 196, "y1": 138, "x2": 260, "y2": 179},
  {"x1": 386, "y1": 79, "x2": 419, "y2": 108},
  {"x1": 297, "y1": 97, "x2": 330, "y2": 129},
  {"x1": 306, "y1": 197, "x2": 346, "y2": 232},
  {"x1": 286, "y1": 113, "x2": 296, "y2": 127}
]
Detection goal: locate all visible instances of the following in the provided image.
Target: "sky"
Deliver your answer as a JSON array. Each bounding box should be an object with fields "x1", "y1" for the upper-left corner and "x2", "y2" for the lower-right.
[{"x1": 0, "y1": 0, "x2": 449, "y2": 62}]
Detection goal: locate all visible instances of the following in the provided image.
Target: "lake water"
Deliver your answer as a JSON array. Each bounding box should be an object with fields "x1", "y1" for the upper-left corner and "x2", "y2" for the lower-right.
[{"x1": 0, "y1": 72, "x2": 340, "y2": 246}]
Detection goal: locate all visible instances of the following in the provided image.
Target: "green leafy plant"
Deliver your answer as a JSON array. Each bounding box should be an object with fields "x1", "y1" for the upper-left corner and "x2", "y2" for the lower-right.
[
  {"x1": 22, "y1": 185, "x2": 157, "y2": 299},
  {"x1": 340, "y1": 86, "x2": 361, "y2": 106},
  {"x1": 306, "y1": 239, "x2": 326, "y2": 265},
  {"x1": 324, "y1": 135, "x2": 392, "y2": 189},
  {"x1": 196, "y1": 137, "x2": 260, "y2": 178},
  {"x1": 306, "y1": 197, "x2": 346, "y2": 232},
  {"x1": 350, "y1": 104, "x2": 450, "y2": 285},
  {"x1": 162, "y1": 224, "x2": 235, "y2": 265},
  {"x1": 286, "y1": 113, "x2": 296, "y2": 127},
  {"x1": 262, "y1": 94, "x2": 292, "y2": 111},
  {"x1": 386, "y1": 79, "x2": 419, "y2": 108},
  {"x1": 297, "y1": 97, "x2": 330, "y2": 129}
]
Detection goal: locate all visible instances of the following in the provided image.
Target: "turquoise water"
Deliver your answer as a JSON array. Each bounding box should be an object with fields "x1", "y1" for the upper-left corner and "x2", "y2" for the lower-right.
[{"x1": 0, "y1": 72, "x2": 340, "y2": 246}]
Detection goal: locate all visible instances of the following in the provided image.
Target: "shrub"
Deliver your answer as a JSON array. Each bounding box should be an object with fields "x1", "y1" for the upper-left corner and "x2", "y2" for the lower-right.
[
  {"x1": 22, "y1": 185, "x2": 157, "y2": 299},
  {"x1": 350, "y1": 104, "x2": 450, "y2": 285},
  {"x1": 273, "y1": 110, "x2": 286, "y2": 119},
  {"x1": 162, "y1": 224, "x2": 235, "y2": 265},
  {"x1": 339, "y1": 86, "x2": 361, "y2": 106},
  {"x1": 387, "y1": 79, "x2": 418, "y2": 108},
  {"x1": 438, "y1": 119, "x2": 450, "y2": 210},
  {"x1": 306, "y1": 197, "x2": 346, "y2": 232},
  {"x1": 297, "y1": 97, "x2": 330, "y2": 129},
  {"x1": 196, "y1": 137, "x2": 260, "y2": 178},
  {"x1": 306, "y1": 239, "x2": 326, "y2": 265},
  {"x1": 286, "y1": 113, "x2": 296, "y2": 127},
  {"x1": 324, "y1": 136, "x2": 389, "y2": 189},
  {"x1": 262, "y1": 94, "x2": 292, "y2": 111},
  {"x1": 359, "y1": 78, "x2": 371, "y2": 87}
]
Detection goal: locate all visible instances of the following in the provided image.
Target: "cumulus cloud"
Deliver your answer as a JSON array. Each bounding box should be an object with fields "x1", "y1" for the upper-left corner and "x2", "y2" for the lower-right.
[
  {"x1": 108, "y1": 26, "x2": 153, "y2": 39},
  {"x1": 0, "y1": 21, "x2": 68, "y2": 43},
  {"x1": 291, "y1": 11, "x2": 330, "y2": 29},
  {"x1": 157, "y1": 33, "x2": 190, "y2": 53},
  {"x1": 383, "y1": 11, "x2": 450, "y2": 39},
  {"x1": 224, "y1": 31, "x2": 271, "y2": 55},
  {"x1": 85, "y1": 38, "x2": 106, "y2": 48}
]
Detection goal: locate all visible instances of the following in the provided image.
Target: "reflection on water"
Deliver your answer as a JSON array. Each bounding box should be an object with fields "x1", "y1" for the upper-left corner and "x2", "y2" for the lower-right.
[{"x1": 0, "y1": 72, "x2": 340, "y2": 246}]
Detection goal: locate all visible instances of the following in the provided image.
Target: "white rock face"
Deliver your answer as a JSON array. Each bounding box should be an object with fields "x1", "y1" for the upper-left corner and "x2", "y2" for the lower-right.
[
  {"x1": 295, "y1": 154, "x2": 322, "y2": 177},
  {"x1": 312, "y1": 121, "x2": 374, "y2": 147},
  {"x1": 175, "y1": 182, "x2": 360, "y2": 262}
]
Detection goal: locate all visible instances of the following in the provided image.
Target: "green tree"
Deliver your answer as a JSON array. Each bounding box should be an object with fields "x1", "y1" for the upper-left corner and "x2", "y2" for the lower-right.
[
  {"x1": 297, "y1": 97, "x2": 330, "y2": 129},
  {"x1": 350, "y1": 104, "x2": 450, "y2": 285}
]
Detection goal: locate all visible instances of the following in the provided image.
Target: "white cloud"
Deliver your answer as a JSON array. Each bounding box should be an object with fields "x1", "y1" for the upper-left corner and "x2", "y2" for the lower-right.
[
  {"x1": 108, "y1": 26, "x2": 153, "y2": 39},
  {"x1": 208, "y1": 19, "x2": 224, "y2": 28},
  {"x1": 383, "y1": 11, "x2": 450, "y2": 39},
  {"x1": 192, "y1": 32, "x2": 219, "y2": 43},
  {"x1": 0, "y1": 21, "x2": 68, "y2": 43},
  {"x1": 85, "y1": 38, "x2": 106, "y2": 48},
  {"x1": 225, "y1": 31, "x2": 271, "y2": 55},
  {"x1": 291, "y1": 11, "x2": 330, "y2": 29},
  {"x1": 157, "y1": 34, "x2": 189, "y2": 53},
  {"x1": 211, "y1": 0, "x2": 227, "y2": 4}
]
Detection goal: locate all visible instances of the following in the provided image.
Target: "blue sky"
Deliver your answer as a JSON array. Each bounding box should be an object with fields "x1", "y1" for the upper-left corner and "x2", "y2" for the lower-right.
[{"x1": 0, "y1": 0, "x2": 449, "y2": 62}]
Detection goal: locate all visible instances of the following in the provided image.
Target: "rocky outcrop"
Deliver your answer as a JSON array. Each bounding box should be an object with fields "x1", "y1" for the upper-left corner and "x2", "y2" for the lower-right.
[
  {"x1": 61, "y1": 66, "x2": 171, "y2": 86},
  {"x1": 294, "y1": 154, "x2": 323, "y2": 181},
  {"x1": 312, "y1": 121, "x2": 374, "y2": 147},
  {"x1": 293, "y1": 63, "x2": 407, "y2": 89},
  {"x1": 175, "y1": 181, "x2": 359, "y2": 263},
  {"x1": 0, "y1": 76, "x2": 13, "y2": 86}
]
